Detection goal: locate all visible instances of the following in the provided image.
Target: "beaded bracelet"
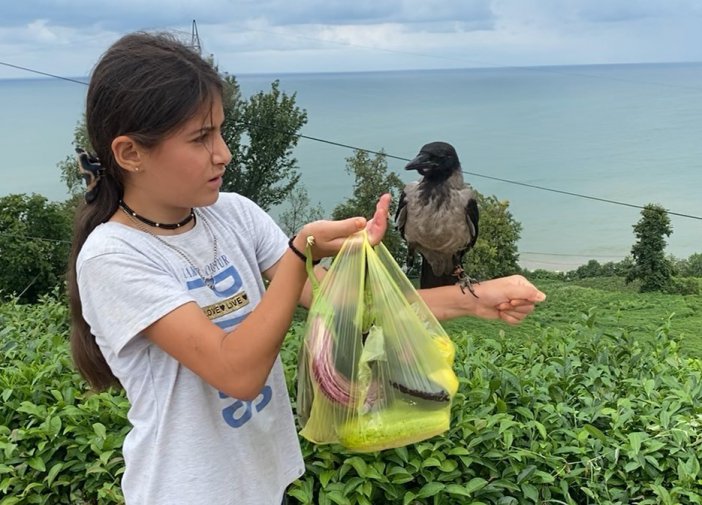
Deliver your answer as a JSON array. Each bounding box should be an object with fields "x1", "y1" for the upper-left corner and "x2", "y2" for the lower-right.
[{"x1": 288, "y1": 235, "x2": 321, "y2": 265}]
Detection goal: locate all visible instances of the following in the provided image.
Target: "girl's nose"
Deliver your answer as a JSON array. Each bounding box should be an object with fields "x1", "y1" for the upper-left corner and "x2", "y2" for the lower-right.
[{"x1": 213, "y1": 134, "x2": 232, "y2": 167}]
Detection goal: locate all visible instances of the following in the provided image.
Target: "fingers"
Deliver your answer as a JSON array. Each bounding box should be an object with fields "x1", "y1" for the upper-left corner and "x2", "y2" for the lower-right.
[
  {"x1": 367, "y1": 193, "x2": 392, "y2": 245},
  {"x1": 494, "y1": 275, "x2": 545, "y2": 324},
  {"x1": 509, "y1": 298, "x2": 540, "y2": 308},
  {"x1": 299, "y1": 217, "x2": 366, "y2": 258},
  {"x1": 500, "y1": 310, "x2": 528, "y2": 325},
  {"x1": 323, "y1": 217, "x2": 366, "y2": 248},
  {"x1": 302, "y1": 193, "x2": 391, "y2": 255},
  {"x1": 376, "y1": 193, "x2": 392, "y2": 217},
  {"x1": 508, "y1": 275, "x2": 547, "y2": 302}
]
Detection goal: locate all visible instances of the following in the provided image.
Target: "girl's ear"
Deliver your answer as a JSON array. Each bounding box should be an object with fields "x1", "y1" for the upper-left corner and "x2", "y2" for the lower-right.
[{"x1": 111, "y1": 135, "x2": 144, "y2": 173}]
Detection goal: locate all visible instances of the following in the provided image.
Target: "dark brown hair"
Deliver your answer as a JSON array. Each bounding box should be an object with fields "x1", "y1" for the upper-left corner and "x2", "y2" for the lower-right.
[{"x1": 67, "y1": 32, "x2": 224, "y2": 389}]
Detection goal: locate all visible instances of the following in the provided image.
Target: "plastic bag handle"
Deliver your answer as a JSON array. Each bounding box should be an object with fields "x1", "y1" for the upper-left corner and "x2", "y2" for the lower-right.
[
  {"x1": 304, "y1": 231, "x2": 370, "y2": 298},
  {"x1": 304, "y1": 235, "x2": 321, "y2": 294}
]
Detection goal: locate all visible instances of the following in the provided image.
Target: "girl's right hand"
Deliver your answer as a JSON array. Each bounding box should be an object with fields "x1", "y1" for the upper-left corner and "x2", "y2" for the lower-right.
[
  {"x1": 294, "y1": 194, "x2": 392, "y2": 260},
  {"x1": 293, "y1": 218, "x2": 366, "y2": 261}
]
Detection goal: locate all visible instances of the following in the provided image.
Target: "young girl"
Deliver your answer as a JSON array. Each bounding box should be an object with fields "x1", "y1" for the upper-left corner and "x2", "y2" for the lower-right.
[{"x1": 68, "y1": 32, "x2": 545, "y2": 505}]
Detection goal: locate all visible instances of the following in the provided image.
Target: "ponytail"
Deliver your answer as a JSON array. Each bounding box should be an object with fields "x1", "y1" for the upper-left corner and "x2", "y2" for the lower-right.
[{"x1": 67, "y1": 187, "x2": 122, "y2": 389}]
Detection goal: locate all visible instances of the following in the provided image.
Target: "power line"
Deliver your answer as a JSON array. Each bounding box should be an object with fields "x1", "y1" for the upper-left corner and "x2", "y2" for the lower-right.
[
  {"x1": 283, "y1": 129, "x2": 702, "y2": 221},
  {"x1": 458, "y1": 172, "x2": 702, "y2": 221},
  {"x1": 0, "y1": 61, "x2": 88, "y2": 85},
  {"x1": 3, "y1": 60, "x2": 701, "y2": 221}
]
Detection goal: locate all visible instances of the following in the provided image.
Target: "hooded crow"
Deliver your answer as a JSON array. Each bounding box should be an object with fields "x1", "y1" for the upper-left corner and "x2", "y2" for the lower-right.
[{"x1": 395, "y1": 141, "x2": 479, "y2": 293}]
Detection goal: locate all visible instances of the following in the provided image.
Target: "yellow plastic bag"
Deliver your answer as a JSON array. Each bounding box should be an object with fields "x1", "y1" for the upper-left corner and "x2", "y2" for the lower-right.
[{"x1": 297, "y1": 231, "x2": 458, "y2": 452}]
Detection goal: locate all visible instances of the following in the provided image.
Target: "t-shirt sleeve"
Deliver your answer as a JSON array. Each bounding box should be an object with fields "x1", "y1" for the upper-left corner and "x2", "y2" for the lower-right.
[
  {"x1": 77, "y1": 251, "x2": 196, "y2": 355},
  {"x1": 237, "y1": 196, "x2": 288, "y2": 272}
]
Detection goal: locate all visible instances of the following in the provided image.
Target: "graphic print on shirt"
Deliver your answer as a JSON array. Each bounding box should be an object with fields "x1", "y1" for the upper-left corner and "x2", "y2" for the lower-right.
[
  {"x1": 181, "y1": 252, "x2": 273, "y2": 429},
  {"x1": 184, "y1": 253, "x2": 251, "y2": 328},
  {"x1": 218, "y1": 386, "x2": 273, "y2": 428}
]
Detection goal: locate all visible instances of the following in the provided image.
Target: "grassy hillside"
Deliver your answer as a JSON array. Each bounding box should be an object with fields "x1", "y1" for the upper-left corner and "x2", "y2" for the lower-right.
[{"x1": 441, "y1": 277, "x2": 702, "y2": 358}]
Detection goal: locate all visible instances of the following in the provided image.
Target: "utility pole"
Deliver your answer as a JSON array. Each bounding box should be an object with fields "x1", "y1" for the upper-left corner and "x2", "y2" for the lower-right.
[{"x1": 190, "y1": 20, "x2": 202, "y2": 54}]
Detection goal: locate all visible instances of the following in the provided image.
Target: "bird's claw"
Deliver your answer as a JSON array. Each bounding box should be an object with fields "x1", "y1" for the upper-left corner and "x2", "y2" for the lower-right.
[{"x1": 453, "y1": 266, "x2": 479, "y2": 297}]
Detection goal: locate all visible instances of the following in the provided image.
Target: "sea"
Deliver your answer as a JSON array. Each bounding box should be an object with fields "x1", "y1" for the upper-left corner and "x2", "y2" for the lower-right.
[{"x1": 1, "y1": 63, "x2": 701, "y2": 271}]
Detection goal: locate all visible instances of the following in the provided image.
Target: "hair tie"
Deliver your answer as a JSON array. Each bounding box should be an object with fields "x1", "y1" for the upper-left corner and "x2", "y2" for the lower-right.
[{"x1": 75, "y1": 148, "x2": 104, "y2": 203}]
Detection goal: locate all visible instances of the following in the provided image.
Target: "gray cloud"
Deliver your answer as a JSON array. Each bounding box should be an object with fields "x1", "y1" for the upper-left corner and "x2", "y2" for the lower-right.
[
  {"x1": 0, "y1": 0, "x2": 231, "y2": 31},
  {"x1": 252, "y1": 0, "x2": 495, "y2": 26},
  {"x1": 576, "y1": 0, "x2": 669, "y2": 23},
  {"x1": 0, "y1": 0, "x2": 495, "y2": 30},
  {"x1": 1, "y1": 0, "x2": 701, "y2": 78}
]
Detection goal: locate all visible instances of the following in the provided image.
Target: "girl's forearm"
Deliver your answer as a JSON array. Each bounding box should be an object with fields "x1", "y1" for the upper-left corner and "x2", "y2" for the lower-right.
[{"x1": 220, "y1": 249, "x2": 308, "y2": 398}]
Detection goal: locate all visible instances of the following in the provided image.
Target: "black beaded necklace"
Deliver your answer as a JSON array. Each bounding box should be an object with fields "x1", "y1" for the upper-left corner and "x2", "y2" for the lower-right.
[{"x1": 118, "y1": 200, "x2": 195, "y2": 230}]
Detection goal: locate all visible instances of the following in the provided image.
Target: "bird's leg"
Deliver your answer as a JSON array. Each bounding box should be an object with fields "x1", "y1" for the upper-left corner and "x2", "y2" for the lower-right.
[
  {"x1": 403, "y1": 247, "x2": 416, "y2": 275},
  {"x1": 453, "y1": 265, "x2": 479, "y2": 297}
]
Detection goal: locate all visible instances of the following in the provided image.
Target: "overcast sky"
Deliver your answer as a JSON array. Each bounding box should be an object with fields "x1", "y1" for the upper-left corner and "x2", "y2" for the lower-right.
[{"x1": 1, "y1": 0, "x2": 701, "y2": 79}]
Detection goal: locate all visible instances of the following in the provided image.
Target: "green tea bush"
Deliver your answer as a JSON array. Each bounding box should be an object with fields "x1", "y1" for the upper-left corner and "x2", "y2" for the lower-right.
[
  {"x1": 0, "y1": 297, "x2": 129, "y2": 505},
  {"x1": 2, "y1": 297, "x2": 702, "y2": 504},
  {"x1": 285, "y1": 312, "x2": 702, "y2": 504},
  {"x1": 665, "y1": 277, "x2": 701, "y2": 296}
]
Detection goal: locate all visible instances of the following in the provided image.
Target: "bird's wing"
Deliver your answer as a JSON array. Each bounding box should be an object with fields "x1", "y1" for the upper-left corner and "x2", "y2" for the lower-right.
[
  {"x1": 394, "y1": 188, "x2": 409, "y2": 239},
  {"x1": 465, "y1": 194, "x2": 479, "y2": 250},
  {"x1": 452, "y1": 190, "x2": 480, "y2": 264}
]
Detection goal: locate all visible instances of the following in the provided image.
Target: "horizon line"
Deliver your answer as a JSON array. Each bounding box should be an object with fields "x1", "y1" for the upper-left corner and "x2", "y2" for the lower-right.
[{"x1": 1, "y1": 59, "x2": 701, "y2": 82}]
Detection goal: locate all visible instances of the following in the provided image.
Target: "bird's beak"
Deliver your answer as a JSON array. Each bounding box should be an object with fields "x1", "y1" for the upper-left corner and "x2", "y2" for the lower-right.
[{"x1": 405, "y1": 153, "x2": 431, "y2": 171}]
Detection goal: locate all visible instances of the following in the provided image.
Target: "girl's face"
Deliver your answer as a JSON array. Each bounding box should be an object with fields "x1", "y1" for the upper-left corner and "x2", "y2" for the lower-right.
[{"x1": 127, "y1": 95, "x2": 232, "y2": 220}]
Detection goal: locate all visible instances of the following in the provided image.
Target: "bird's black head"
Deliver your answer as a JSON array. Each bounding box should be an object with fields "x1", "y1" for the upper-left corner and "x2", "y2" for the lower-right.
[{"x1": 405, "y1": 141, "x2": 460, "y2": 179}]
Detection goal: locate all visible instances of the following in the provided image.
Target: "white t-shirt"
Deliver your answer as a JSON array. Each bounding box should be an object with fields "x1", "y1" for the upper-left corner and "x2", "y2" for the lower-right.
[{"x1": 77, "y1": 193, "x2": 305, "y2": 505}]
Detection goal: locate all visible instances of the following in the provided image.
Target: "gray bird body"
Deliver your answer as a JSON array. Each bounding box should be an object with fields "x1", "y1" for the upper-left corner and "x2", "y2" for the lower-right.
[
  {"x1": 395, "y1": 141, "x2": 479, "y2": 290},
  {"x1": 396, "y1": 171, "x2": 476, "y2": 276}
]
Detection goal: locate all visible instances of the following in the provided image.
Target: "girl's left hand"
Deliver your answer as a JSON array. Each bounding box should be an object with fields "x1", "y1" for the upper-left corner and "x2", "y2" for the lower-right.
[
  {"x1": 472, "y1": 275, "x2": 546, "y2": 324},
  {"x1": 366, "y1": 193, "x2": 392, "y2": 245}
]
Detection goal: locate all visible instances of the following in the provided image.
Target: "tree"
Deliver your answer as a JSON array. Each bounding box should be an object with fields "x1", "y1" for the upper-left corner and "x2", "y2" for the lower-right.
[
  {"x1": 221, "y1": 78, "x2": 307, "y2": 211},
  {"x1": 0, "y1": 194, "x2": 73, "y2": 303},
  {"x1": 277, "y1": 186, "x2": 324, "y2": 236},
  {"x1": 57, "y1": 118, "x2": 90, "y2": 200},
  {"x1": 673, "y1": 253, "x2": 702, "y2": 277},
  {"x1": 331, "y1": 150, "x2": 406, "y2": 262},
  {"x1": 571, "y1": 259, "x2": 604, "y2": 279},
  {"x1": 626, "y1": 204, "x2": 673, "y2": 292},
  {"x1": 463, "y1": 193, "x2": 522, "y2": 280},
  {"x1": 567, "y1": 256, "x2": 633, "y2": 279}
]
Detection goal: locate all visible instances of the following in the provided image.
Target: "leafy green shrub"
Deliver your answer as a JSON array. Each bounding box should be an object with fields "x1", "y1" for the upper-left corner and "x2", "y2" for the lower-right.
[
  {"x1": 0, "y1": 296, "x2": 129, "y2": 505},
  {"x1": 0, "y1": 194, "x2": 73, "y2": 303},
  {"x1": 284, "y1": 313, "x2": 702, "y2": 504},
  {"x1": 566, "y1": 258, "x2": 634, "y2": 280},
  {"x1": 672, "y1": 254, "x2": 702, "y2": 278},
  {"x1": 523, "y1": 269, "x2": 566, "y2": 281},
  {"x1": 665, "y1": 277, "x2": 701, "y2": 296},
  {"x1": 3, "y1": 296, "x2": 702, "y2": 504},
  {"x1": 464, "y1": 193, "x2": 522, "y2": 280}
]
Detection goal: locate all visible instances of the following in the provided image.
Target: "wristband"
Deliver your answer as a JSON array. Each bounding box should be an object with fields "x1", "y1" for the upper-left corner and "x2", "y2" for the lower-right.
[{"x1": 288, "y1": 235, "x2": 321, "y2": 265}]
